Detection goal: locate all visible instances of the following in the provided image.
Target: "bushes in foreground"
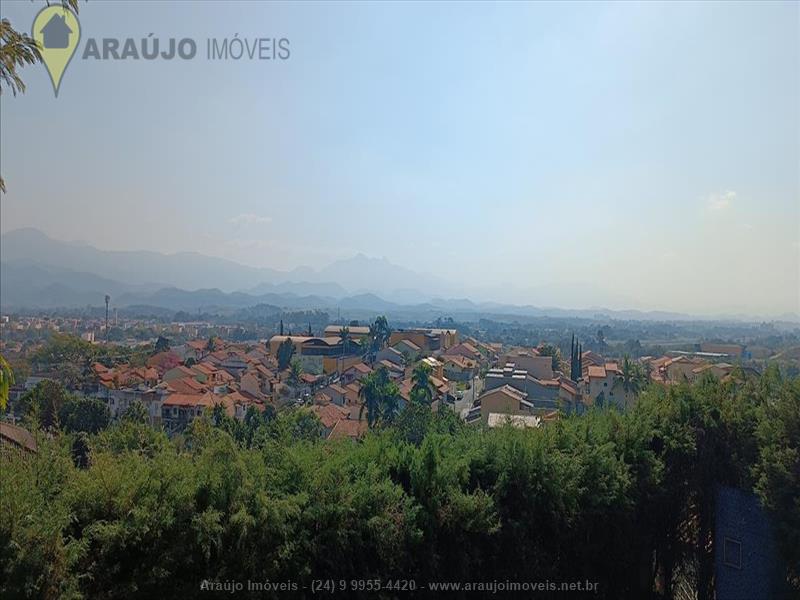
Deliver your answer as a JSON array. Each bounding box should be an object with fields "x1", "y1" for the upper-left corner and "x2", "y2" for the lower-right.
[{"x1": 1, "y1": 371, "x2": 798, "y2": 599}]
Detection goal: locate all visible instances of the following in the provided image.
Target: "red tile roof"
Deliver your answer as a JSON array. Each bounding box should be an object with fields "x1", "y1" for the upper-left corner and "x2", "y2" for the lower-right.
[
  {"x1": 443, "y1": 355, "x2": 477, "y2": 369},
  {"x1": 328, "y1": 418, "x2": 367, "y2": 440},
  {"x1": 311, "y1": 403, "x2": 349, "y2": 429},
  {"x1": 300, "y1": 373, "x2": 320, "y2": 384},
  {"x1": 346, "y1": 362, "x2": 372, "y2": 374},
  {"x1": 480, "y1": 384, "x2": 528, "y2": 404},
  {"x1": 167, "y1": 378, "x2": 206, "y2": 394},
  {"x1": 163, "y1": 392, "x2": 216, "y2": 407},
  {"x1": 394, "y1": 339, "x2": 421, "y2": 351},
  {"x1": 328, "y1": 384, "x2": 348, "y2": 396},
  {"x1": 587, "y1": 365, "x2": 607, "y2": 379},
  {"x1": 0, "y1": 422, "x2": 37, "y2": 453}
]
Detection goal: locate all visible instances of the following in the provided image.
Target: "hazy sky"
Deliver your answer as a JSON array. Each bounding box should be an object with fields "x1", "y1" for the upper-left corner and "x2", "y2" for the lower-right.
[{"x1": 1, "y1": 1, "x2": 798, "y2": 316}]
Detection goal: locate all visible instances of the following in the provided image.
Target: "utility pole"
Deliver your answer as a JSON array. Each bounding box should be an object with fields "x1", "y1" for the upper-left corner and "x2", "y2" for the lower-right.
[{"x1": 104, "y1": 294, "x2": 111, "y2": 344}]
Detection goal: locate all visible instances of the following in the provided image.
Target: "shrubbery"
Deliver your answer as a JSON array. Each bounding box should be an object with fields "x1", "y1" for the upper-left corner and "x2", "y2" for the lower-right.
[{"x1": 1, "y1": 369, "x2": 798, "y2": 599}]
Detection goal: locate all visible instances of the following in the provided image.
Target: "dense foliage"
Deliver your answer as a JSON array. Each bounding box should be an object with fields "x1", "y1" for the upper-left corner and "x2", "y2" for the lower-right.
[{"x1": 1, "y1": 371, "x2": 798, "y2": 599}]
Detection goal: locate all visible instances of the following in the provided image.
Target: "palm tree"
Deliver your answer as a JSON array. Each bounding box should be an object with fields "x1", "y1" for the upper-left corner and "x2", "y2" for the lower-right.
[
  {"x1": 339, "y1": 326, "x2": 351, "y2": 353},
  {"x1": 0, "y1": 354, "x2": 14, "y2": 410},
  {"x1": 373, "y1": 316, "x2": 391, "y2": 348},
  {"x1": 366, "y1": 324, "x2": 379, "y2": 360},
  {"x1": 411, "y1": 362, "x2": 434, "y2": 405},
  {"x1": 364, "y1": 317, "x2": 388, "y2": 363},
  {"x1": 379, "y1": 382, "x2": 400, "y2": 424},
  {"x1": 358, "y1": 336, "x2": 372, "y2": 361},
  {"x1": 358, "y1": 366, "x2": 400, "y2": 428},
  {"x1": 358, "y1": 372, "x2": 380, "y2": 427},
  {"x1": 0, "y1": 1, "x2": 80, "y2": 192},
  {"x1": 613, "y1": 355, "x2": 646, "y2": 409}
]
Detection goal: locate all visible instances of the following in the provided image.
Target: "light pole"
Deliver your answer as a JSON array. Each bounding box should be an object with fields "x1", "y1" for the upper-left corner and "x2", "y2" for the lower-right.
[{"x1": 104, "y1": 294, "x2": 111, "y2": 343}]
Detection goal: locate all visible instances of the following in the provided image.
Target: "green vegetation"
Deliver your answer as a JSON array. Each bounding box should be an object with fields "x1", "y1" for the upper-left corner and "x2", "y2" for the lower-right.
[
  {"x1": 365, "y1": 315, "x2": 392, "y2": 356},
  {"x1": 339, "y1": 326, "x2": 351, "y2": 356},
  {"x1": 537, "y1": 343, "x2": 563, "y2": 373},
  {"x1": 569, "y1": 334, "x2": 583, "y2": 381},
  {"x1": 1, "y1": 371, "x2": 798, "y2": 598},
  {"x1": 287, "y1": 359, "x2": 303, "y2": 387},
  {"x1": 154, "y1": 336, "x2": 171, "y2": 353},
  {"x1": 612, "y1": 355, "x2": 648, "y2": 409},
  {"x1": 358, "y1": 366, "x2": 400, "y2": 428},
  {"x1": 26, "y1": 334, "x2": 152, "y2": 389},
  {"x1": 276, "y1": 337, "x2": 295, "y2": 371},
  {"x1": 0, "y1": 354, "x2": 13, "y2": 410},
  {"x1": 410, "y1": 362, "x2": 433, "y2": 405},
  {"x1": 0, "y1": 0, "x2": 80, "y2": 192}
]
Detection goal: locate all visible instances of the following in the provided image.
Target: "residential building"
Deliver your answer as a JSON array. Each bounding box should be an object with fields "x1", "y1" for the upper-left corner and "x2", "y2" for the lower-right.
[
  {"x1": 442, "y1": 355, "x2": 478, "y2": 382},
  {"x1": 473, "y1": 385, "x2": 537, "y2": 424},
  {"x1": 446, "y1": 342, "x2": 481, "y2": 362},
  {"x1": 392, "y1": 338, "x2": 422, "y2": 361},
  {"x1": 341, "y1": 362, "x2": 372, "y2": 385},
  {"x1": 320, "y1": 383, "x2": 348, "y2": 406},
  {"x1": 420, "y1": 356, "x2": 444, "y2": 380},
  {"x1": 323, "y1": 325, "x2": 371, "y2": 341},
  {"x1": 484, "y1": 363, "x2": 567, "y2": 412},
  {"x1": 375, "y1": 347, "x2": 405, "y2": 367},
  {"x1": 500, "y1": 351, "x2": 553, "y2": 380},
  {"x1": 161, "y1": 392, "x2": 217, "y2": 433},
  {"x1": 700, "y1": 342, "x2": 746, "y2": 359},
  {"x1": 328, "y1": 418, "x2": 367, "y2": 441},
  {"x1": 311, "y1": 402, "x2": 351, "y2": 438},
  {"x1": 389, "y1": 328, "x2": 458, "y2": 353}
]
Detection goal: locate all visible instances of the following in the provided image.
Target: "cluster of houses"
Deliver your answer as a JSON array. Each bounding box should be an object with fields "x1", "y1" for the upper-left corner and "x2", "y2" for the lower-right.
[
  {"x1": 462, "y1": 342, "x2": 754, "y2": 428},
  {"x1": 75, "y1": 326, "x2": 501, "y2": 440},
  {"x1": 3, "y1": 314, "x2": 759, "y2": 441},
  {"x1": 307, "y1": 328, "x2": 498, "y2": 434},
  {"x1": 89, "y1": 338, "x2": 282, "y2": 434},
  {"x1": 464, "y1": 346, "x2": 633, "y2": 426},
  {"x1": 642, "y1": 350, "x2": 752, "y2": 385}
]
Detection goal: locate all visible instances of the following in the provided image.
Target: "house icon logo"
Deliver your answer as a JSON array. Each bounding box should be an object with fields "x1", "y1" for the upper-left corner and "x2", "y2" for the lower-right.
[
  {"x1": 40, "y1": 13, "x2": 73, "y2": 49},
  {"x1": 31, "y1": 6, "x2": 81, "y2": 97}
]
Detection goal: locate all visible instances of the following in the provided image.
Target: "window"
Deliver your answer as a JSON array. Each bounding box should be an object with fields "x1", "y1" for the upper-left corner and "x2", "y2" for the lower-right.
[{"x1": 723, "y1": 537, "x2": 742, "y2": 569}]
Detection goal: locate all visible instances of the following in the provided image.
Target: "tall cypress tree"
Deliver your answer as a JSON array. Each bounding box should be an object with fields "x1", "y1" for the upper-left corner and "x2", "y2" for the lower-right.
[{"x1": 570, "y1": 334, "x2": 576, "y2": 379}]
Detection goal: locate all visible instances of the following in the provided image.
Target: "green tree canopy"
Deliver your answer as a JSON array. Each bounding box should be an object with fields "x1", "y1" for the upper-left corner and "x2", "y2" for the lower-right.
[
  {"x1": 277, "y1": 337, "x2": 295, "y2": 370},
  {"x1": 358, "y1": 366, "x2": 400, "y2": 428},
  {"x1": 59, "y1": 396, "x2": 110, "y2": 435},
  {"x1": 410, "y1": 362, "x2": 434, "y2": 405},
  {"x1": 537, "y1": 343, "x2": 563, "y2": 373},
  {"x1": 16, "y1": 379, "x2": 72, "y2": 430},
  {"x1": 0, "y1": 354, "x2": 14, "y2": 410}
]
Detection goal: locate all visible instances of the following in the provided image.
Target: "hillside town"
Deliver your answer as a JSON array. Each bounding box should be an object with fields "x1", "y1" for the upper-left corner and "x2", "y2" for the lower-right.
[
  {"x1": 1, "y1": 310, "x2": 778, "y2": 445},
  {"x1": 1, "y1": 1, "x2": 798, "y2": 595}
]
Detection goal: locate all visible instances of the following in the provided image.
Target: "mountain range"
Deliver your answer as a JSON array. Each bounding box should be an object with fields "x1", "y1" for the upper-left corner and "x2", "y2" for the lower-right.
[
  {"x1": 0, "y1": 228, "x2": 447, "y2": 311},
  {"x1": 1, "y1": 228, "x2": 796, "y2": 323}
]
